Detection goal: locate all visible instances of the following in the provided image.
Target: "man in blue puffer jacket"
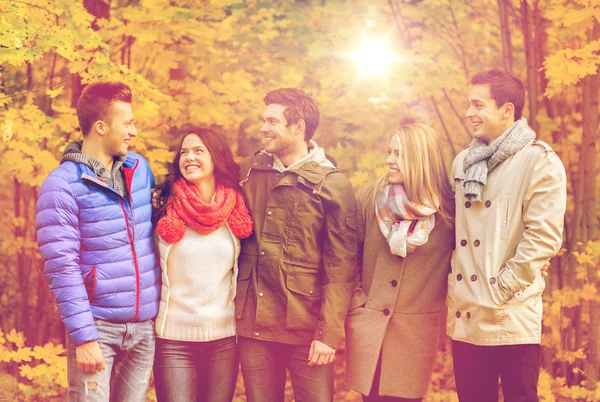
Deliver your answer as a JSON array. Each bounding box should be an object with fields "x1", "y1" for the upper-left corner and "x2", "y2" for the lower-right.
[{"x1": 35, "y1": 82, "x2": 161, "y2": 402}]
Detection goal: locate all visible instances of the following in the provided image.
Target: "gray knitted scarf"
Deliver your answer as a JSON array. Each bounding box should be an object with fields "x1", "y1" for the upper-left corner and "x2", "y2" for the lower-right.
[{"x1": 463, "y1": 118, "x2": 535, "y2": 202}]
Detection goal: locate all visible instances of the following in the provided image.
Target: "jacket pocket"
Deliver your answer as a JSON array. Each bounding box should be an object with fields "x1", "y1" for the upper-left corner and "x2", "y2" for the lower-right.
[
  {"x1": 285, "y1": 268, "x2": 323, "y2": 330},
  {"x1": 83, "y1": 266, "x2": 97, "y2": 300},
  {"x1": 235, "y1": 253, "x2": 256, "y2": 319}
]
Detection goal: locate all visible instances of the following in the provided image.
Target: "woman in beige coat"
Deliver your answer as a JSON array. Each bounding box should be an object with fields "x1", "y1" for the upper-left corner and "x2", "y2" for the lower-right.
[{"x1": 345, "y1": 124, "x2": 455, "y2": 402}]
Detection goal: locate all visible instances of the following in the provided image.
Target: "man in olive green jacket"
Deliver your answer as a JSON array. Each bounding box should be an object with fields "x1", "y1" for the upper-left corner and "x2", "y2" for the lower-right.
[{"x1": 236, "y1": 88, "x2": 359, "y2": 402}]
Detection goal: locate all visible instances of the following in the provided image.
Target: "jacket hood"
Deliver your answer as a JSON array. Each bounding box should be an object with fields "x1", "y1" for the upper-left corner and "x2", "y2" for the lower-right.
[
  {"x1": 270, "y1": 140, "x2": 336, "y2": 173},
  {"x1": 240, "y1": 141, "x2": 338, "y2": 194},
  {"x1": 60, "y1": 140, "x2": 127, "y2": 175},
  {"x1": 60, "y1": 140, "x2": 95, "y2": 170}
]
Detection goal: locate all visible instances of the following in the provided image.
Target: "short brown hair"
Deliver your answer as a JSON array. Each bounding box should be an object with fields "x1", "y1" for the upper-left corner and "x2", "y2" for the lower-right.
[
  {"x1": 263, "y1": 88, "x2": 320, "y2": 141},
  {"x1": 471, "y1": 69, "x2": 525, "y2": 121},
  {"x1": 77, "y1": 82, "x2": 132, "y2": 136}
]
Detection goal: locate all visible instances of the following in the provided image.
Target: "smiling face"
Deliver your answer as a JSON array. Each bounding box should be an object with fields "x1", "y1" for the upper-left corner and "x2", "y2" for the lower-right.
[
  {"x1": 387, "y1": 134, "x2": 404, "y2": 184},
  {"x1": 104, "y1": 101, "x2": 137, "y2": 157},
  {"x1": 178, "y1": 134, "x2": 214, "y2": 186},
  {"x1": 465, "y1": 84, "x2": 513, "y2": 144},
  {"x1": 260, "y1": 103, "x2": 303, "y2": 158}
]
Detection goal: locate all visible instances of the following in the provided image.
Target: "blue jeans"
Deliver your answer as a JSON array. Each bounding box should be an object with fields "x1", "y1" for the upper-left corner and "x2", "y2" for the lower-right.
[
  {"x1": 66, "y1": 319, "x2": 155, "y2": 402},
  {"x1": 452, "y1": 341, "x2": 540, "y2": 402},
  {"x1": 153, "y1": 336, "x2": 239, "y2": 402},
  {"x1": 239, "y1": 336, "x2": 334, "y2": 402}
]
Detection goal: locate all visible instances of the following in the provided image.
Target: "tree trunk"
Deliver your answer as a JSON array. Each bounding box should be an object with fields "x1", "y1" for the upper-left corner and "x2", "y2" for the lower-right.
[
  {"x1": 520, "y1": 0, "x2": 539, "y2": 132},
  {"x1": 581, "y1": 19, "x2": 600, "y2": 389},
  {"x1": 72, "y1": 0, "x2": 111, "y2": 108},
  {"x1": 497, "y1": 0, "x2": 513, "y2": 72},
  {"x1": 430, "y1": 96, "x2": 457, "y2": 158}
]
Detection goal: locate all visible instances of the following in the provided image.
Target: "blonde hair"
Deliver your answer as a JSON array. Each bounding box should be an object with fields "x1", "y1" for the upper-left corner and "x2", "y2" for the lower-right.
[{"x1": 373, "y1": 123, "x2": 454, "y2": 225}]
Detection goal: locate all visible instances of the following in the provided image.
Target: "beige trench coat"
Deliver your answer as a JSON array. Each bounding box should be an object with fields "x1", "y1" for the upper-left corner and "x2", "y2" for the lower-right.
[
  {"x1": 345, "y1": 181, "x2": 454, "y2": 398},
  {"x1": 447, "y1": 140, "x2": 566, "y2": 345}
]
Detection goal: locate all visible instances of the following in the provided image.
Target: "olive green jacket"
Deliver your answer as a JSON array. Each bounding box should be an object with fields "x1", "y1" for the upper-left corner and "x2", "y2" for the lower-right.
[{"x1": 235, "y1": 146, "x2": 359, "y2": 348}]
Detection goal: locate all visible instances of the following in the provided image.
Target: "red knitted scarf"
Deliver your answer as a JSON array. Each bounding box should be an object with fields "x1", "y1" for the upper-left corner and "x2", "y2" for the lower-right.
[{"x1": 156, "y1": 178, "x2": 253, "y2": 244}]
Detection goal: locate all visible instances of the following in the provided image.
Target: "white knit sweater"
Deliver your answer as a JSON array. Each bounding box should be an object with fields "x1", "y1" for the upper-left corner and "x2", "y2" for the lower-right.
[{"x1": 155, "y1": 224, "x2": 240, "y2": 342}]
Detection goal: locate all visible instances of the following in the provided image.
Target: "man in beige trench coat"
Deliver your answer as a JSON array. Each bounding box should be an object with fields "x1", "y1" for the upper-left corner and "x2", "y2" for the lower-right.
[{"x1": 447, "y1": 68, "x2": 567, "y2": 402}]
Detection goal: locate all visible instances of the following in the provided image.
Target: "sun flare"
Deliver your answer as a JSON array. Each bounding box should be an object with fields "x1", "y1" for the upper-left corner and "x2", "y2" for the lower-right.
[{"x1": 348, "y1": 36, "x2": 401, "y2": 79}]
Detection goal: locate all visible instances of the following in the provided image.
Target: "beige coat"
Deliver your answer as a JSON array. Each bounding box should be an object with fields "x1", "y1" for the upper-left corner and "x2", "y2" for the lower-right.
[
  {"x1": 447, "y1": 140, "x2": 566, "y2": 346},
  {"x1": 345, "y1": 182, "x2": 454, "y2": 398}
]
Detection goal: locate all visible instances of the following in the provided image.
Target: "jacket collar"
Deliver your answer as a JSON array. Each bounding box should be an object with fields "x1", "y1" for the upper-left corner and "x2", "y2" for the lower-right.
[
  {"x1": 61, "y1": 140, "x2": 130, "y2": 174},
  {"x1": 249, "y1": 141, "x2": 337, "y2": 185}
]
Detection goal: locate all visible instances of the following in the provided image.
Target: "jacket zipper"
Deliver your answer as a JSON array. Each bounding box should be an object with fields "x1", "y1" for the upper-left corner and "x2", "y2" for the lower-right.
[
  {"x1": 121, "y1": 159, "x2": 140, "y2": 321},
  {"x1": 82, "y1": 159, "x2": 142, "y2": 321}
]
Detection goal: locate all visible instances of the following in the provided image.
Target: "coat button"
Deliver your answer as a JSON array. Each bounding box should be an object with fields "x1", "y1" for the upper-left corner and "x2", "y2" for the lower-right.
[
  {"x1": 465, "y1": 201, "x2": 471, "y2": 208},
  {"x1": 460, "y1": 240, "x2": 467, "y2": 247},
  {"x1": 474, "y1": 240, "x2": 480, "y2": 247},
  {"x1": 260, "y1": 251, "x2": 265, "y2": 256},
  {"x1": 254, "y1": 332, "x2": 260, "y2": 337},
  {"x1": 267, "y1": 211, "x2": 272, "y2": 216},
  {"x1": 470, "y1": 275, "x2": 477, "y2": 282},
  {"x1": 489, "y1": 277, "x2": 497, "y2": 285},
  {"x1": 391, "y1": 280, "x2": 398, "y2": 287},
  {"x1": 457, "y1": 274, "x2": 463, "y2": 281},
  {"x1": 259, "y1": 292, "x2": 264, "y2": 297},
  {"x1": 466, "y1": 312, "x2": 471, "y2": 319},
  {"x1": 485, "y1": 200, "x2": 491, "y2": 207},
  {"x1": 456, "y1": 311, "x2": 461, "y2": 318},
  {"x1": 383, "y1": 308, "x2": 390, "y2": 316},
  {"x1": 309, "y1": 290, "x2": 314, "y2": 295}
]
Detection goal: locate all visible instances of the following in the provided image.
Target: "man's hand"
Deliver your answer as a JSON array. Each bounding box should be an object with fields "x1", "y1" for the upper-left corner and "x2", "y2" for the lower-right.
[
  {"x1": 76, "y1": 341, "x2": 106, "y2": 373},
  {"x1": 541, "y1": 260, "x2": 551, "y2": 278},
  {"x1": 308, "y1": 340, "x2": 335, "y2": 366},
  {"x1": 151, "y1": 188, "x2": 163, "y2": 210}
]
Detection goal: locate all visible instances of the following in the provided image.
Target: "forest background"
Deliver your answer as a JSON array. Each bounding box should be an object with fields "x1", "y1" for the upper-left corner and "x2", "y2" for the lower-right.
[{"x1": 1, "y1": 0, "x2": 600, "y2": 400}]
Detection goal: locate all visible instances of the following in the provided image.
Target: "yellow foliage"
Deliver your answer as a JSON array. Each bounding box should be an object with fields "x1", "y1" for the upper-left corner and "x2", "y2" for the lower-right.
[
  {"x1": 2, "y1": 119, "x2": 13, "y2": 141},
  {"x1": 1, "y1": 328, "x2": 67, "y2": 400},
  {"x1": 46, "y1": 86, "x2": 64, "y2": 99},
  {"x1": 544, "y1": 39, "x2": 600, "y2": 97},
  {"x1": 7, "y1": 329, "x2": 26, "y2": 348}
]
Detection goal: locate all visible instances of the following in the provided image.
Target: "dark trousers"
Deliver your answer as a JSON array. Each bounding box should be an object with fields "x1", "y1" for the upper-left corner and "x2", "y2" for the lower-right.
[
  {"x1": 362, "y1": 354, "x2": 422, "y2": 402},
  {"x1": 153, "y1": 336, "x2": 239, "y2": 402},
  {"x1": 238, "y1": 336, "x2": 334, "y2": 402},
  {"x1": 452, "y1": 340, "x2": 540, "y2": 402}
]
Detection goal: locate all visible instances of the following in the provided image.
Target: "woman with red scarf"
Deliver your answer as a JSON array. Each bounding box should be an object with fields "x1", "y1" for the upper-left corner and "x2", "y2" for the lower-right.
[
  {"x1": 153, "y1": 127, "x2": 253, "y2": 402},
  {"x1": 345, "y1": 124, "x2": 455, "y2": 402}
]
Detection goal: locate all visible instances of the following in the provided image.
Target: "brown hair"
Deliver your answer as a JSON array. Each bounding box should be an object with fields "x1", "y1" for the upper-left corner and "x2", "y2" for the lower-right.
[
  {"x1": 77, "y1": 82, "x2": 132, "y2": 137},
  {"x1": 264, "y1": 88, "x2": 320, "y2": 141},
  {"x1": 471, "y1": 69, "x2": 525, "y2": 121},
  {"x1": 153, "y1": 126, "x2": 241, "y2": 224}
]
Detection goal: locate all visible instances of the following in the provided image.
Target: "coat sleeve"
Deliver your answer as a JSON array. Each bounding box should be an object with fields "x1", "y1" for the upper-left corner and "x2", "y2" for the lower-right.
[
  {"x1": 497, "y1": 150, "x2": 567, "y2": 301},
  {"x1": 347, "y1": 186, "x2": 369, "y2": 311},
  {"x1": 314, "y1": 176, "x2": 360, "y2": 348},
  {"x1": 36, "y1": 174, "x2": 99, "y2": 346}
]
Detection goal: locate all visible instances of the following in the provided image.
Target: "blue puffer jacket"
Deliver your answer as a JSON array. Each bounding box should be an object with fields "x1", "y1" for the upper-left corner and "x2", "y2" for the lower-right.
[{"x1": 36, "y1": 153, "x2": 161, "y2": 346}]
